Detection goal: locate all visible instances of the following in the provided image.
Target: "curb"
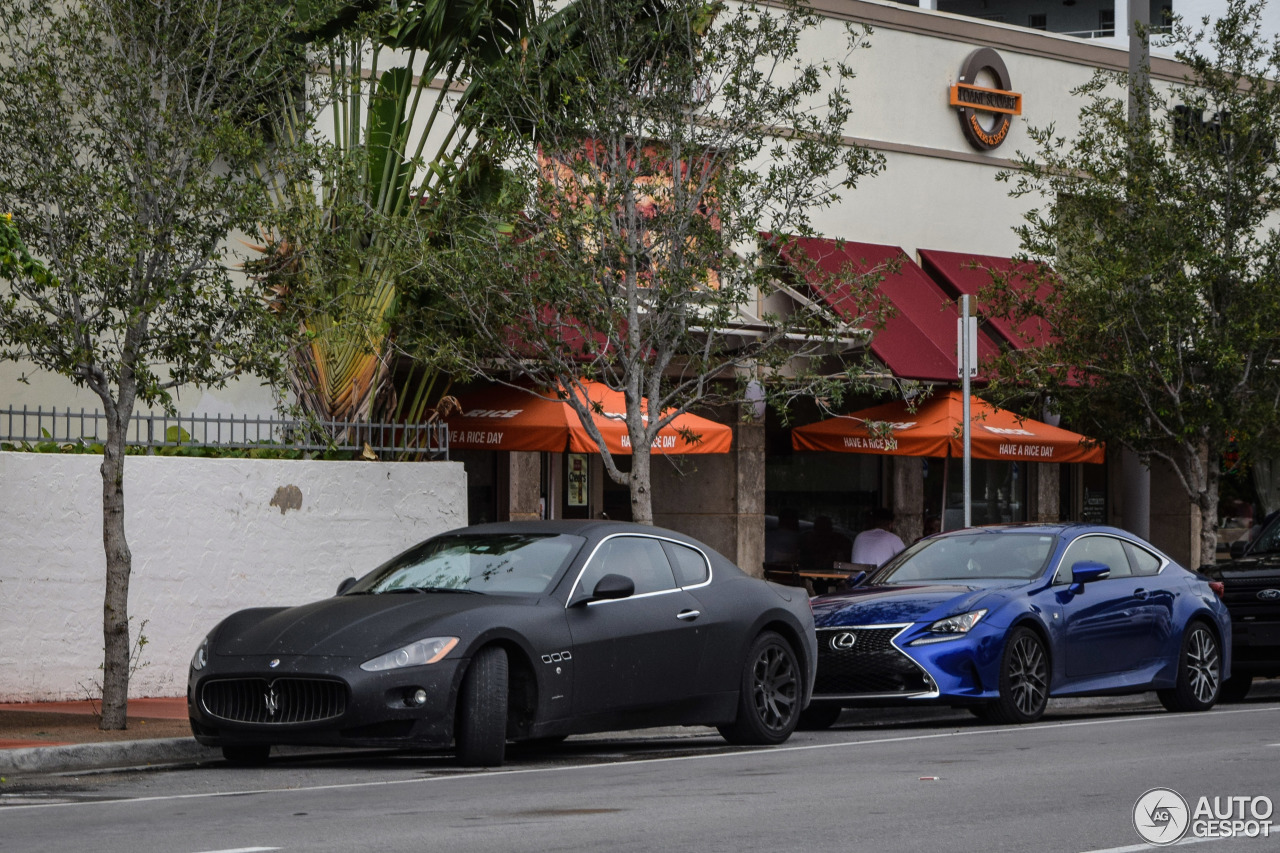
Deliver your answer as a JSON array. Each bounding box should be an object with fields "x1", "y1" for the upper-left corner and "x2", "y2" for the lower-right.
[{"x1": 0, "y1": 738, "x2": 219, "y2": 776}]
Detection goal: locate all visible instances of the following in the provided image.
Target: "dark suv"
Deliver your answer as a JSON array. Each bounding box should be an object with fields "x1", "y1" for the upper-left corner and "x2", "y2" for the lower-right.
[{"x1": 1202, "y1": 514, "x2": 1280, "y2": 701}]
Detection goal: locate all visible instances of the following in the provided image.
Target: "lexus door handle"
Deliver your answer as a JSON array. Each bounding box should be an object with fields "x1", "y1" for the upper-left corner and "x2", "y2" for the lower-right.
[{"x1": 676, "y1": 609, "x2": 701, "y2": 621}]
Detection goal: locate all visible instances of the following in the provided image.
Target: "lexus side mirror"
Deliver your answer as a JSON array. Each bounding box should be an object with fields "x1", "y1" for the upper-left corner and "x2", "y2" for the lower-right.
[
  {"x1": 1068, "y1": 560, "x2": 1110, "y2": 593},
  {"x1": 336, "y1": 576, "x2": 357, "y2": 595}
]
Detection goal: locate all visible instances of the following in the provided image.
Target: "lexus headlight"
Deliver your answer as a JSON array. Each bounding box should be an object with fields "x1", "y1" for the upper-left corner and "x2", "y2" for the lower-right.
[
  {"x1": 929, "y1": 609, "x2": 988, "y2": 634},
  {"x1": 360, "y1": 637, "x2": 459, "y2": 672},
  {"x1": 190, "y1": 635, "x2": 210, "y2": 671}
]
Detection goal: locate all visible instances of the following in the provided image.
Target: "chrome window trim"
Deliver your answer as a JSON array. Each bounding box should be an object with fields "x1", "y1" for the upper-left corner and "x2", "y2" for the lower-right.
[
  {"x1": 565, "y1": 532, "x2": 714, "y2": 608},
  {"x1": 1120, "y1": 537, "x2": 1170, "y2": 577},
  {"x1": 1053, "y1": 531, "x2": 1172, "y2": 584},
  {"x1": 662, "y1": 539, "x2": 713, "y2": 591}
]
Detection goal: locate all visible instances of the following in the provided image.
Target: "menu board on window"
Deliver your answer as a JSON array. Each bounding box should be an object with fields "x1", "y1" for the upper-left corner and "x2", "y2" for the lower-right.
[
  {"x1": 567, "y1": 454, "x2": 588, "y2": 507},
  {"x1": 1082, "y1": 488, "x2": 1106, "y2": 524}
]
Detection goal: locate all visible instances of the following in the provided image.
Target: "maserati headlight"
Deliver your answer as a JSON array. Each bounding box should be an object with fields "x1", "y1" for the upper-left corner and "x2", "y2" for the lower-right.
[
  {"x1": 190, "y1": 635, "x2": 210, "y2": 671},
  {"x1": 928, "y1": 609, "x2": 988, "y2": 634},
  {"x1": 360, "y1": 637, "x2": 459, "y2": 672}
]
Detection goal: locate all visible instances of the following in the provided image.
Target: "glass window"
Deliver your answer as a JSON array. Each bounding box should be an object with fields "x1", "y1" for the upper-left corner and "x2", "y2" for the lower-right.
[
  {"x1": 577, "y1": 536, "x2": 678, "y2": 597},
  {"x1": 1124, "y1": 541, "x2": 1164, "y2": 577},
  {"x1": 876, "y1": 532, "x2": 1056, "y2": 583},
  {"x1": 348, "y1": 533, "x2": 582, "y2": 596},
  {"x1": 664, "y1": 541, "x2": 710, "y2": 587},
  {"x1": 1055, "y1": 535, "x2": 1131, "y2": 584}
]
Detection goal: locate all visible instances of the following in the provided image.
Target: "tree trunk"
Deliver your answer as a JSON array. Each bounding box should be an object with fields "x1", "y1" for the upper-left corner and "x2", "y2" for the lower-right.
[
  {"x1": 99, "y1": 412, "x2": 132, "y2": 730},
  {"x1": 1197, "y1": 462, "x2": 1221, "y2": 570},
  {"x1": 630, "y1": 443, "x2": 654, "y2": 525}
]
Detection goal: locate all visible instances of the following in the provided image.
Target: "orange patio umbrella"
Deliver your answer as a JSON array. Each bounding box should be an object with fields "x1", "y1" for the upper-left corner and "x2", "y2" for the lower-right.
[
  {"x1": 791, "y1": 389, "x2": 1103, "y2": 464},
  {"x1": 445, "y1": 381, "x2": 733, "y2": 455}
]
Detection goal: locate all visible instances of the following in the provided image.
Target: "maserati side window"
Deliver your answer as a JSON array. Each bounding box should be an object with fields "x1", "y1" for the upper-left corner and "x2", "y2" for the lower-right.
[
  {"x1": 663, "y1": 541, "x2": 710, "y2": 587},
  {"x1": 578, "y1": 536, "x2": 679, "y2": 597}
]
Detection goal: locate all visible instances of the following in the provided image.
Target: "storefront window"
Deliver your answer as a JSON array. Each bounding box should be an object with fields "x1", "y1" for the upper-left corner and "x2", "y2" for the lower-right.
[{"x1": 925, "y1": 457, "x2": 1027, "y2": 531}]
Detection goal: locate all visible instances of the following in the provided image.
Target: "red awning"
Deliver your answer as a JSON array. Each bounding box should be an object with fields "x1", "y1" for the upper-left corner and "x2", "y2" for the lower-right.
[
  {"x1": 769, "y1": 236, "x2": 1001, "y2": 382},
  {"x1": 791, "y1": 389, "x2": 1104, "y2": 464},
  {"x1": 917, "y1": 249, "x2": 1053, "y2": 349},
  {"x1": 445, "y1": 381, "x2": 733, "y2": 455}
]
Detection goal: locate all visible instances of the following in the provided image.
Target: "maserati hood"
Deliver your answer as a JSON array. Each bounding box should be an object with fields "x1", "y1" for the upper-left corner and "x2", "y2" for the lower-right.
[
  {"x1": 810, "y1": 582, "x2": 1013, "y2": 628},
  {"x1": 213, "y1": 593, "x2": 524, "y2": 657}
]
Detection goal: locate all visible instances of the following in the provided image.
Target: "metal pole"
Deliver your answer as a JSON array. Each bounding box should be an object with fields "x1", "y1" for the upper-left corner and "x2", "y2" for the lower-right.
[{"x1": 959, "y1": 295, "x2": 975, "y2": 528}]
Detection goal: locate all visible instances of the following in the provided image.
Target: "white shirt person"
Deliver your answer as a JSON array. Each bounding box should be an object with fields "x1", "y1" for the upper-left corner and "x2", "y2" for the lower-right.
[{"x1": 851, "y1": 507, "x2": 906, "y2": 567}]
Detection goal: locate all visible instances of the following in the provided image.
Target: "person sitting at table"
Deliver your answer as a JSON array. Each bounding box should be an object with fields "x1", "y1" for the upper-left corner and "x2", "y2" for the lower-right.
[{"x1": 851, "y1": 507, "x2": 906, "y2": 567}]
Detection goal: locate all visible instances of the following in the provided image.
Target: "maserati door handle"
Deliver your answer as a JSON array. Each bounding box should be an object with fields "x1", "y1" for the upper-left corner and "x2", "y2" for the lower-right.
[{"x1": 676, "y1": 609, "x2": 701, "y2": 621}]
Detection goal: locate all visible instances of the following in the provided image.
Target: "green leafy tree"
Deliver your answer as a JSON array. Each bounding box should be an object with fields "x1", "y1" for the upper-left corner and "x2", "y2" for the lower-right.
[
  {"x1": 422, "y1": 0, "x2": 886, "y2": 524},
  {"x1": 992, "y1": 0, "x2": 1280, "y2": 565},
  {"x1": 0, "y1": 0, "x2": 308, "y2": 728}
]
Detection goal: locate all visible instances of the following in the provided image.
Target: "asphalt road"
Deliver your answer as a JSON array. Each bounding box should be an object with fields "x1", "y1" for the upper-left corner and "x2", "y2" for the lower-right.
[{"x1": 2, "y1": 696, "x2": 1278, "y2": 853}]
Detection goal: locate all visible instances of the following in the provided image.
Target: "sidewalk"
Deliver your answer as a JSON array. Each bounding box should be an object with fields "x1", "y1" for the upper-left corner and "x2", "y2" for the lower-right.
[{"x1": 0, "y1": 697, "x2": 216, "y2": 776}]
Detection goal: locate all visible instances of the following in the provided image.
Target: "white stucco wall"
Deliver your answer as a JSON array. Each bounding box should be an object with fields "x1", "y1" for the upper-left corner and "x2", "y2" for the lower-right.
[{"x1": 0, "y1": 452, "x2": 467, "y2": 702}]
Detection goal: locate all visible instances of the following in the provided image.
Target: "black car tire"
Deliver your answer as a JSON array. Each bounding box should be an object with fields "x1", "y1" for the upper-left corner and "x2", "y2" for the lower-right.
[
  {"x1": 222, "y1": 744, "x2": 271, "y2": 766},
  {"x1": 797, "y1": 703, "x2": 842, "y2": 731},
  {"x1": 455, "y1": 645, "x2": 509, "y2": 767},
  {"x1": 1157, "y1": 621, "x2": 1221, "y2": 713},
  {"x1": 718, "y1": 631, "x2": 802, "y2": 745},
  {"x1": 987, "y1": 627, "x2": 1049, "y2": 724},
  {"x1": 968, "y1": 705, "x2": 995, "y2": 722},
  {"x1": 1219, "y1": 673, "x2": 1253, "y2": 703}
]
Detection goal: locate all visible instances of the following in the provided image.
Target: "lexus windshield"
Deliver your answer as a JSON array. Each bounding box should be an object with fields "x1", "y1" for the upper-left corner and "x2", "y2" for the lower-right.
[{"x1": 876, "y1": 532, "x2": 1057, "y2": 583}]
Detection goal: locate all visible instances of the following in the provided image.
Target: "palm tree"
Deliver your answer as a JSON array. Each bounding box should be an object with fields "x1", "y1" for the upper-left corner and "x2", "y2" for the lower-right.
[{"x1": 253, "y1": 0, "x2": 531, "y2": 445}]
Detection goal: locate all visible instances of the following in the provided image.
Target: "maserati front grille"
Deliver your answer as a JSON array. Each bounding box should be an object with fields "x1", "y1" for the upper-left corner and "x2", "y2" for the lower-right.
[{"x1": 201, "y1": 677, "x2": 347, "y2": 724}]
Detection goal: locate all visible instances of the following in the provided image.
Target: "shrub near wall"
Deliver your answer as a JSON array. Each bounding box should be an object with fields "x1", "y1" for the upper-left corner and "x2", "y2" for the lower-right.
[{"x1": 0, "y1": 453, "x2": 467, "y2": 702}]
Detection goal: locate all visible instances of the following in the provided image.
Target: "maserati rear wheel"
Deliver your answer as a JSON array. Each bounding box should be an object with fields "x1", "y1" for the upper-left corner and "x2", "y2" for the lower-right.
[
  {"x1": 718, "y1": 631, "x2": 801, "y2": 745},
  {"x1": 455, "y1": 645, "x2": 509, "y2": 767},
  {"x1": 1158, "y1": 621, "x2": 1220, "y2": 712},
  {"x1": 988, "y1": 627, "x2": 1049, "y2": 724}
]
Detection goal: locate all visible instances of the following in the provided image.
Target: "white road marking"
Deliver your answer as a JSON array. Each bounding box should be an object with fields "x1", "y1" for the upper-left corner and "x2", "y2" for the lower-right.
[
  {"x1": 192, "y1": 848, "x2": 281, "y2": 853},
  {"x1": 1079, "y1": 837, "x2": 1223, "y2": 852},
  {"x1": 3, "y1": 705, "x2": 1277, "y2": 812}
]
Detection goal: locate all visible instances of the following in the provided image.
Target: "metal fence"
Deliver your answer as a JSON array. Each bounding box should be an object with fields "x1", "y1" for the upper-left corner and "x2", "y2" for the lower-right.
[{"x1": 0, "y1": 406, "x2": 449, "y2": 458}]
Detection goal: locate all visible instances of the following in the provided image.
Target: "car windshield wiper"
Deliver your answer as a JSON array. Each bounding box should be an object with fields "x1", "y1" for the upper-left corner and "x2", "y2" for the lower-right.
[{"x1": 381, "y1": 586, "x2": 482, "y2": 595}]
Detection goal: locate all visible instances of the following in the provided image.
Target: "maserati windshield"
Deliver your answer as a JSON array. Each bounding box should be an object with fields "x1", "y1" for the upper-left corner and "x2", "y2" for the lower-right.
[
  {"x1": 348, "y1": 533, "x2": 584, "y2": 596},
  {"x1": 877, "y1": 532, "x2": 1057, "y2": 583}
]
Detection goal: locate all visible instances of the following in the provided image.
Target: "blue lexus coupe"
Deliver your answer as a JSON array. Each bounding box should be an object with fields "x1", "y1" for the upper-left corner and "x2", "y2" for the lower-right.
[{"x1": 803, "y1": 524, "x2": 1231, "y2": 727}]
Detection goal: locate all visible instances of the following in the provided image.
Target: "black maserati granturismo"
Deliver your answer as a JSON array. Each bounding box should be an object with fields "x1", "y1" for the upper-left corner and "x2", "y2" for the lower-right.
[{"x1": 188, "y1": 520, "x2": 816, "y2": 766}]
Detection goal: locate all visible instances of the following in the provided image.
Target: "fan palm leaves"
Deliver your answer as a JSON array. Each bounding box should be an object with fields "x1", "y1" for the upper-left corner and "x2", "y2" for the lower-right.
[{"x1": 253, "y1": 0, "x2": 532, "y2": 438}]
